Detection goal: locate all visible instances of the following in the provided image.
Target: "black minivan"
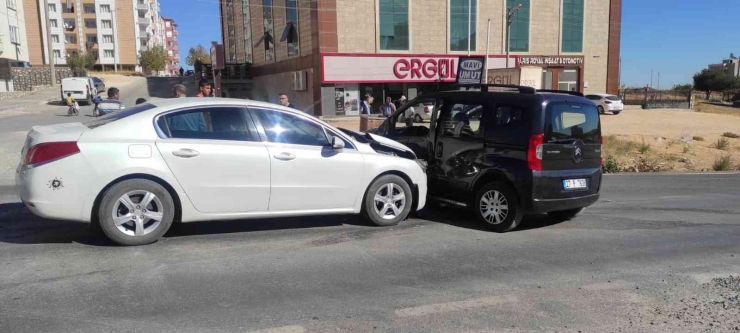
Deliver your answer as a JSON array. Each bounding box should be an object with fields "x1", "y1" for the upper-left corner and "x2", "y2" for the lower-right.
[{"x1": 372, "y1": 84, "x2": 602, "y2": 232}]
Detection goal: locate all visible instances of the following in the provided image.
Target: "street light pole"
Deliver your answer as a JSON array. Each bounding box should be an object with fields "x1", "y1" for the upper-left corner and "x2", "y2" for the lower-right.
[
  {"x1": 505, "y1": 4, "x2": 522, "y2": 68},
  {"x1": 43, "y1": 0, "x2": 56, "y2": 86},
  {"x1": 467, "y1": 0, "x2": 471, "y2": 56}
]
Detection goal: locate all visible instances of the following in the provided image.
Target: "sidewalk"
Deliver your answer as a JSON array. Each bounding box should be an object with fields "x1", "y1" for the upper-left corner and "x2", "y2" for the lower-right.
[{"x1": 0, "y1": 88, "x2": 60, "y2": 113}]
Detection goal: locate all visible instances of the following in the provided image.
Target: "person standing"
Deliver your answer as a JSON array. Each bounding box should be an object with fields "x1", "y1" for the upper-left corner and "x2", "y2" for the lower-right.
[
  {"x1": 168, "y1": 84, "x2": 206, "y2": 132},
  {"x1": 179, "y1": 67, "x2": 184, "y2": 77},
  {"x1": 279, "y1": 93, "x2": 295, "y2": 108},
  {"x1": 96, "y1": 87, "x2": 125, "y2": 116},
  {"x1": 172, "y1": 84, "x2": 187, "y2": 98},
  {"x1": 403, "y1": 98, "x2": 415, "y2": 127},
  {"x1": 382, "y1": 97, "x2": 396, "y2": 117},
  {"x1": 360, "y1": 94, "x2": 374, "y2": 115},
  {"x1": 195, "y1": 80, "x2": 212, "y2": 97}
]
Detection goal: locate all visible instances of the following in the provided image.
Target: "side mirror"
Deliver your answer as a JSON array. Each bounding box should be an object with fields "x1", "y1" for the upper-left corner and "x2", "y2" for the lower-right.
[{"x1": 332, "y1": 136, "x2": 345, "y2": 150}]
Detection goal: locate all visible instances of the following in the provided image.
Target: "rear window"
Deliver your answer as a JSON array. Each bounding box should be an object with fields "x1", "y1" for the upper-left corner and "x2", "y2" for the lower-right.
[
  {"x1": 606, "y1": 95, "x2": 621, "y2": 101},
  {"x1": 84, "y1": 103, "x2": 156, "y2": 129},
  {"x1": 545, "y1": 103, "x2": 600, "y2": 144}
]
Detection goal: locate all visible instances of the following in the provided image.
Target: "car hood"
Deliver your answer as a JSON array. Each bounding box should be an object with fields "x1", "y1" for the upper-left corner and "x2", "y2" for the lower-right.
[{"x1": 366, "y1": 133, "x2": 414, "y2": 154}]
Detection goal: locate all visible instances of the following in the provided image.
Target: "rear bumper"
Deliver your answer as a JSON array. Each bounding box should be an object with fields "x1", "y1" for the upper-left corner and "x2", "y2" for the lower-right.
[{"x1": 529, "y1": 193, "x2": 599, "y2": 214}]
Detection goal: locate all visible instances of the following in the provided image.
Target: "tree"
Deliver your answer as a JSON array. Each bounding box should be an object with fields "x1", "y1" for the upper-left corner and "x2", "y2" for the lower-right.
[
  {"x1": 66, "y1": 51, "x2": 96, "y2": 76},
  {"x1": 672, "y1": 83, "x2": 693, "y2": 98},
  {"x1": 693, "y1": 69, "x2": 738, "y2": 99},
  {"x1": 185, "y1": 44, "x2": 211, "y2": 66},
  {"x1": 139, "y1": 46, "x2": 168, "y2": 74}
]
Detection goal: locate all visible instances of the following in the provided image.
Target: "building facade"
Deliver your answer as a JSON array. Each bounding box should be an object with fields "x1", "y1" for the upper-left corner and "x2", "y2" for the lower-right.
[
  {"x1": 708, "y1": 55, "x2": 740, "y2": 78},
  {"x1": 1, "y1": 0, "x2": 30, "y2": 91},
  {"x1": 220, "y1": 0, "x2": 622, "y2": 117},
  {"x1": 162, "y1": 16, "x2": 178, "y2": 75},
  {"x1": 23, "y1": 0, "x2": 164, "y2": 72}
]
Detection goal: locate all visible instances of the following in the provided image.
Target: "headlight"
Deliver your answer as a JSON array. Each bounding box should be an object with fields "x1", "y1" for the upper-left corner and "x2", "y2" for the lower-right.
[{"x1": 415, "y1": 159, "x2": 427, "y2": 172}]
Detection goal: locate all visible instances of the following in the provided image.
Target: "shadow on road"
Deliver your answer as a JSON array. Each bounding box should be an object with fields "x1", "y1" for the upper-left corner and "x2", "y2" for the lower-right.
[{"x1": 417, "y1": 204, "x2": 566, "y2": 232}]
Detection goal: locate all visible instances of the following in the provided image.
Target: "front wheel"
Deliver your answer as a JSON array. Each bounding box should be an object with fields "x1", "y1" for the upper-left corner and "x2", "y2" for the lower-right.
[
  {"x1": 547, "y1": 208, "x2": 583, "y2": 221},
  {"x1": 414, "y1": 114, "x2": 423, "y2": 123},
  {"x1": 474, "y1": 182, "x2": 523, "y2": 232},
  {"x1": 362, "y1": 175, "x2": 413, "y2": 226}
]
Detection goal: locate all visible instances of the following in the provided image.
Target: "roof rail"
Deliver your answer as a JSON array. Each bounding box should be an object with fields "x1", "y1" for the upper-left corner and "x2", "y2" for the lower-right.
[
  {"x1": 440, "y1": 83, "x2": 536, "y2": 94},
  {"x1": 536, "y1": 89, "x2": 584, "y2": 97}
]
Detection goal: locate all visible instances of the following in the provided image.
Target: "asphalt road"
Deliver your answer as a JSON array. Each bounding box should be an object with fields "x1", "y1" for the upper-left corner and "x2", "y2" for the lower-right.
[{"x1": 1, "y1": 173, "x2": 739, "y2": 332}]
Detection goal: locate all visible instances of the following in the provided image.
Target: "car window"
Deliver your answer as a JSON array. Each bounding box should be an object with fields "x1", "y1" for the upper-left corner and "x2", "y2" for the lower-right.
[
  {"x1": 162, "y1": 107, "x2": 255, "y2": 141},
  {"x1": 395, "y1": 99, "x2": 437, "y2": 130},
  {"x1": 485, "y1": 105, "x2": 530, "y2": 145},
  {"x1": 606, "y1": 95, "x2": 621, "y2": 101},
  {"x1": 440, "y1": 102, "x2": 485, "y2": 139},
  {"x1": 251, "y1": 108, "x2": 330, "y2": 146},
  {"x1": 585, "y1": 95, "x2": 600, "y2": 100},
  {"x1": 545, "y1": 103, "x2": 600, "y2": 144}
]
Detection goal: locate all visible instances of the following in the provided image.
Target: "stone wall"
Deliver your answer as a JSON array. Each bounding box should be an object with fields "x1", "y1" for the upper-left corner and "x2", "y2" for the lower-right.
[{"x1": 10, "y1": 67, "x2": 74, "y2": 91}]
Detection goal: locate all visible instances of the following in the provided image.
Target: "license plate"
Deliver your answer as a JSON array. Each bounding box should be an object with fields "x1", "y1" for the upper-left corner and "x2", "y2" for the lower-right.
[{"x1": 563, "y1": 179, "x2": 588, "y2": 190}]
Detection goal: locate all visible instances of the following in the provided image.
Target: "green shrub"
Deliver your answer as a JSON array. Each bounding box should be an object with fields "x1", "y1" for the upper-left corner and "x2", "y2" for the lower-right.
[
  {"x1": 713, "y1": 156, "x2": 732, "y2": 171},
  {"x1": 713, "y1": 137, "x2": 730, "y2": 150},
  {"x1": 638, "y1": 140, "x2": 651, "y2": 154},
  {"x1": 602, "y1": 155, "x2": 620, "y2": 173}
]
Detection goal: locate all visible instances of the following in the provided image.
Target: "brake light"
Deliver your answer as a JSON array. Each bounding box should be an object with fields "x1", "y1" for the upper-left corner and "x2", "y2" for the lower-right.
[
  {"x1": 424, "y1": 107, "x2": 430, "y2": 113},
  {"x1": 24, "y1": 142, "x2": 80, "y2": 166},
  {"x1": 527, "y1": 134, "x2": 544, "y2": 171},
  {"x1": 599, "y1": 136, "x2": 604, "y2": 166},
  {"x1": 604, "y1": 100, "x2": 612, "y2": 104}
]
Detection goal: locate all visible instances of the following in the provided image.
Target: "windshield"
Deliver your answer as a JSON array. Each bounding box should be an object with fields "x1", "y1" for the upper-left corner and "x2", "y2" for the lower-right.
[
  {"x1": 545, "y1": 103, "x2": 600, "y2": 144},
  {"x1": 606, "y1": 95, "x2": 621, "y2": 101},
  {"x1": 84, "y1": 103, "x2": 156, "y2": 129}
]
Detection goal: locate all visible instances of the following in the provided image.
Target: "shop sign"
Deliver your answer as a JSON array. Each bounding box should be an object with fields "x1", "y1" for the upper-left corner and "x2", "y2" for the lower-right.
[
  {"x1": 519, "y1": 56, "x2": 584, "y2": 66},
  {"x1": 456, "y1": 56, "x2": 485, "y2": 84}
]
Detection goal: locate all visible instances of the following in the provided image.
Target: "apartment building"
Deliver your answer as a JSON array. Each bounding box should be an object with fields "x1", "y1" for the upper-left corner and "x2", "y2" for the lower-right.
[
  {"x1": 24, "y1": 0, "x2": 164, "y2": 72},
  {"x1": 708, "y1": 54, "x2": 740, "y2": 78},
  {"x1": 220, "y1": 0, "x2": 622, "y2": 117},
  {"x1": 1, "y1": 0, "x2": 30, "y2": 91},
  {"x1": 162, "y1": 16, "x2": 178, "y2": 76}
]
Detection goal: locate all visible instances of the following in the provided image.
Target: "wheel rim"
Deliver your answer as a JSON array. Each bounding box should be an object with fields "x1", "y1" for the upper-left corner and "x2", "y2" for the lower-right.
[
  {"x1": 111, "y1": 190, "x2": 164, "y2": 237},
  {"x1": 598, "y1": 106, "x2": 604, "y2": 114},
  {"x1": 480, "y1": 190, "x2": 509, "y2": 225},
  {"x1": 373, "y1": 183, "x2": 406, "y2": 220},
  {"x1": 415, "y1": 115, "x2": 422, "y2": 122}
]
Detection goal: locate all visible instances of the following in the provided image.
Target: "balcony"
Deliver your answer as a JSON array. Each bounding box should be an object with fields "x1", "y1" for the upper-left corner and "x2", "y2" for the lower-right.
[
  {"x1": 140, "y1": 45, "x2": 149, "y2": 52},
  {"x1": 137, "y1": 17, "x2": 149, "y2": 25},
  {"x1": 136, "y1": 3, "x2": 149, "y2": 10}
]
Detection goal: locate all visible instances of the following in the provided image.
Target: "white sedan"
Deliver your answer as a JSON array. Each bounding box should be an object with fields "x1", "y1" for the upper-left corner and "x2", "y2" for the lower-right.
[{"x1": 16, "y1": 98, "x2": 427, "y2": 246}]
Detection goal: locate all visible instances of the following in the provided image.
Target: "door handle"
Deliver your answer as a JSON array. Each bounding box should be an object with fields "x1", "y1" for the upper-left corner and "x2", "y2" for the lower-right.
[
  {"x1": 273, "y1": 152, "x2": 296, "y2": 161},
  {"x1": 172, "y1": 148, "x2": 200, "y2": 158}
]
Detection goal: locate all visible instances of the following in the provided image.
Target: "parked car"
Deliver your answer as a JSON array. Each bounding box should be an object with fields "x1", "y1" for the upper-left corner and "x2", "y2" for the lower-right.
[
  {"x1": 185, "y1": 70, "x2": 194, "y2": 76},
  {"x1": 10, "y1": 61, "x2": 32, "y2": 68},
  {"x1": 585, "y1": 93, "x2": 623, "y2": 115},
  {"x1": 91, "y1": 77, "x2": 106, "y2": 93},
  {"x1": 372, "y1": 85, "x2": 603, "y2": 232},
  {"x1": 16, "y1": 98, "x2": 427, "y2": 246},
  {"x1": 60, "y1": 77, "x2": 96, "y2": 105}
]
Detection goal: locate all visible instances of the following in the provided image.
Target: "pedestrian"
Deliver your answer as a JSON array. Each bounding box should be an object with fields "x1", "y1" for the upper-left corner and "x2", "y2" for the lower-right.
[
  {"x1": 195, "y1": 80, "x2": 211, "y2": 97},
  {"x1": 92, "y1": 95, "x2": 103, "y2": 116},
  {"x1": 279, "y1": 93, "x2": 295, "y2": 108},
  {"x1": 179, "y1": 67, "x2": 184, "y2": 77},
  {"x1": 403, "y1": 98, "x2": 415, "y2": 127},
  {"x1": 96, "y1": 87, "x2": 125, "y2": 116},
  {"x1": 135, "y1": 98, "x2": 147, "y2": 105},
  {"x1": 382, "y1": 97, "x2": 396, "y2": 117},
  {"x1": 360, "y1": 94, "x2": 374, "y2": 115},
  {"x1": 172, "y1": 84, "x2": 187, "y2": 98}
]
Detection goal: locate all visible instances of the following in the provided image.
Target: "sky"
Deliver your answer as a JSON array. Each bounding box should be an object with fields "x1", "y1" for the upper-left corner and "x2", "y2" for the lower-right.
[{"x1": 160, "y1": 0, "x2": 739, "y2": 87}]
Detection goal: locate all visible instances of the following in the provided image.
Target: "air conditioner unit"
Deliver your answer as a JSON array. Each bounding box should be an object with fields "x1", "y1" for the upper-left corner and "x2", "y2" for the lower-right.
[{"x1": 292, "y1": 70, "x2": 306, "y2": 91}]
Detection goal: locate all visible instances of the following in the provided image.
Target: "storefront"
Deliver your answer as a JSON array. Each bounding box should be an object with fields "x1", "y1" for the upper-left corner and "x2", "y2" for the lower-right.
[
  {"x1": 321, "y1": 53, "x2": 516, "y2": 117},
  {"x1": 518, "y1": 56, "x2": 586, "y2": 92}
]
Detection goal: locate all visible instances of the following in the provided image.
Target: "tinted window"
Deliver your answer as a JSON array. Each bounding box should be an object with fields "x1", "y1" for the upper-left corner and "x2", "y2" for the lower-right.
[
  {"x1": 485, "y1": 105, "x2": 530, "y2": 145},
  {"x1": 251, "y1": 108, "x2": 330, "y2": 146},
  {"x1": 545, "y1": 103, "x2": 600, "y2": 144},
  {"x1": 163, "y1": 107, "x2": 255, "y2": 141},
  {"x1": 441, "y1": 103, "x2": 485, "y2": 139},
  {"x1": 606, "y1": 95, "x2": 621, "y2": 101},
  {"x1": 585, "y1": 95, "x2": 600, "y2": 100},
  {"x1": 84, "y1": 103, "x2": 156, "y2": 129}
]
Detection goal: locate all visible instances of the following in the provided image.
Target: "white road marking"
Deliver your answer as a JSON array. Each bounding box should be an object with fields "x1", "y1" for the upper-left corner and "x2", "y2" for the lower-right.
[
  {"x1": 395, "y1": 295, "x2": 516, "y2": 317},
  {"x1": 247, "y1": 325, "x2": 306, "y2": 333}
]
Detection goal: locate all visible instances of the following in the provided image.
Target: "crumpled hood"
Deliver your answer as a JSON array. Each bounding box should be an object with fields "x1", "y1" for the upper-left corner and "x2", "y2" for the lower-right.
[{"x1": 366, "y1": 133, "x2": 417, "y2": 157}]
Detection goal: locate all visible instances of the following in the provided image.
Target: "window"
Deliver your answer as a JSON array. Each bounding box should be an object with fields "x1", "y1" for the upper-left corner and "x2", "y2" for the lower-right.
[
  {"x1": 485, "y1": 105, "x2": 529, "y2": 145},
  {"x1": 83, "y1": 4, "x2": 95, "y2": 13},
  {"x1": 507, "y1": 0, "x2": 530, "y2": 52},
  {"x1": 162, "y1": 108, "x2": 256, "y2": 141},
  {"x1": 85, "y1": 19, "x2": 97, "y2": 29},
  {"x1": 50, "y1": 19, "x2": 58, "y2": 28},
  {"x1": 53, "y1": 50, "x2": 62, "y2": 58},
  {"x1": 52, "y1": 35, "x2": 60, "y2": 43},
  {"x1": 378, "y1": 0, "x2": 409, "y2": 51},
  {"x1": 62, "y1": 3, "x2": 74, "y2": 13},
  {"x1": 546, "y1": 103, "x2": 599, "y2": 144},
  {"x1": 101, "y1": 20, "x2": 111, "y2": 29},
  {"x1": 104, "y1": 50, "x2": 114, "y2": 58},
  {"x1": 262, "y1": 0, "x2": 274, "y2": 61},
  {"x1": 65, "y1": 34, "x2": 76, "y2": 44},
  {"x1": 63, "y1": 19, "x2": 75, "y2": 29},
  {"x1": 395, "y1": 99, "x2": 437, "y2": 132},
  {"x1": 7, "y1": 0, "x2": 16, "y2": 10},
  {"x1": 66, "y1": 48, "x2": 77, "y2": 56},
  {"x1": 103, "y1": 35, "x2": 113, "y2": 44},
  {"x1": 86, "y1": 34, "x2": 97, "y2": 44},
  {"x1": 166, "y1": 31, "x2": 172, "y2": 37},
  {"x1": 48, "y1": 3, "x2": 56, "y2": 12},
  {"x1": 562, "y1": 0, "x2": 584, "y2": 53},
  {"x1": 242, "y1": 0, "x2": 252, "y2": 62},
  {"x1": 449, "y1": 0, "x2": 476, "y2": 52},
  {"x1": 168, "y1": 50, "x2": 173, "y2": 56},
  {"x1": 9, "y1": 25, "x2": 19, "y2": 44},
  {"x1": 252, "y1": 108, "x2": 330, "y2": 146},
  {"x1": 283, "y1": 0, "x2": 299, "y2": 56},
  {"x1": 441, "y1": 103, "x2": 485, "y2": 138},
  {"x1": 99, "y1": 5, "x2": 110, "y2": 13}
]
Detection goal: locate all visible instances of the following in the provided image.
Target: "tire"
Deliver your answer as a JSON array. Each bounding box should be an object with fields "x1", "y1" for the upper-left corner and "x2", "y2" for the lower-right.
[
  {"x1": 362, "y1": 174, "x2": 413, "y2": 227},
  {"x1": 547, "y1": 208, "x2": 583, "y2": 221},
  {"x1": 97, "y1": 179, "x2": 175, "y2": 246},
  {"x1": 597, "y1": 106, "x2": 605, "y2": 114},
  {"x1": 474, "y1": 182, "x2": 523, "y2": 233},
  {"x1": 414, "y1": 114, "x2": 423, "y2": 123},
  {"x1": 612, "y1": 111, "x2": 621, "y2": 115}
]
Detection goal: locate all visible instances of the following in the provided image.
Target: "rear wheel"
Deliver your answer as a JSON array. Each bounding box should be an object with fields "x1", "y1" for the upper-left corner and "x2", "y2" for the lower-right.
[
  {"x1": 362, "y1": 175, "x2": 413, "y2": 227},
  {"x1": 547, "y1": 208, "x2": 583, "y2": 221},
  {"x1": 414, "y1": 114, "x2": 423, "y2": 123},
  {"x1": 474, "y1": 182, "x2": 523, "y2": 232},
  {"x1": 612, "y1": 111, "x2": 621, "y2": 115},
  {"x1": 597, "y1": 106, "x2": 605, "y2": 114},
  {"x1": 98, "y1": 179, "x2": 175, "y2": 246}
]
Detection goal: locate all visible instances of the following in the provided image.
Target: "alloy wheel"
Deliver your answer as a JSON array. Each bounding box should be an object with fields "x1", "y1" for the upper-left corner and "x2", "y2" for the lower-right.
[
  {"x1": 111, "y1": 190, "x2": 165, "y2": 236},
  {"x1": 373, "y1": 183, "x2": 406, "y2": 220},
  {"x1": 479, "y1": 190, "x2": 509, "y2": 225}
]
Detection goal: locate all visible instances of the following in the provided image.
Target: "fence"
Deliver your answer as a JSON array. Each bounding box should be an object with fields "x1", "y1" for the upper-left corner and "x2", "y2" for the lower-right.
[{"x1": 619, "y1": 88, "x2": 693, "y2": 109}]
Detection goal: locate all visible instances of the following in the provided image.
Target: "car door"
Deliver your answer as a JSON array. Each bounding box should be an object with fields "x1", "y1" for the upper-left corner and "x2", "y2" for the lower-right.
[
  {"x1": 249, "y1": 107, "x2": 364, "y2": 212},
  {"x1": 155, "y1": 106, "x2": 271, "y2": 213},
  {"x1": 377, "y1": 97, "x2": 440, "y2": 160}
]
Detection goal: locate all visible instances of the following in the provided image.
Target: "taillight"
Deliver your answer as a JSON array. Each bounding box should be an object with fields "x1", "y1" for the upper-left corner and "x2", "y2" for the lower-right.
[
  {"x1": 599, "y1": 136, "x2": 604, "y2": 166},
  {"x1": 24, "y1": 142, "x2": 80, "y2": 166},
  {"x1": 604, "y1": 100, "x2": 612, "y2": 104},
  {"x1": 527, "y1": 134, "x2": 544, "y2": 171},
  {"x1": 424, "y1": 107, "x2": 430, "y2": 113}
]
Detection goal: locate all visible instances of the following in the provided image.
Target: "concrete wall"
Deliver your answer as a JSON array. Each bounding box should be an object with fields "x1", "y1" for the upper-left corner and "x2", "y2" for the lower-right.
[{"x1": 10, "y1": 66, "x2": 74, "y2": 91}]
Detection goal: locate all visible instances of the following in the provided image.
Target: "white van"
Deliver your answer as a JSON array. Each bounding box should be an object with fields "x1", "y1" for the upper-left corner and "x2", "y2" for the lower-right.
[{"x1": 61, "y1": 77, "x2": 97, "y2": 105}]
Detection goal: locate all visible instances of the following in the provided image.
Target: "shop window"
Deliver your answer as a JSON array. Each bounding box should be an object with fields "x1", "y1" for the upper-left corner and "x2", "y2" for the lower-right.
[
  {"x1": 562, "y1": 0, "x2": 584, "y2": 53},
  {"x1": 507, "y1": 0, "x2": 529, "y2": 52},
  {"x1": 449, "y1": 0, "x2": 476, "y2": 52},
  {"x1": 379, "y1": 0, "x2": 409, "y2": 51},
  {"x1": 283, "y1": 0, "x2": 299, "y2": 56}
]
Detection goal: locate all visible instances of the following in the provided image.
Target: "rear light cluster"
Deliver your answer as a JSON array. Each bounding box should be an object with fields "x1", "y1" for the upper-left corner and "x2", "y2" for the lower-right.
[
  {"x1": 599, "y1": 136, "x2": 604, "y2": 166},
  {"x1": 24, "y1": 142, "x2": 80, "y2": 166},
  {"x1": 424, "y1": 107, "x2": 431, "y2": 114},
  {"x1": 604, "y1": 100, "x2": 612, "y2": 104},
  {"x1": 527, "y1": 134, "x2": 544, "y2": 171}
]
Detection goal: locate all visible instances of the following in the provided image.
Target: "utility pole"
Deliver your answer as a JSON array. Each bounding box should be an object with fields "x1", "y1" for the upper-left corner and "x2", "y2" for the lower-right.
[
  {"x1": 505, "y1": 4, "x2": 523, "y2": 68},
  {"x1": 650, "y1": 69, "x2": 653, "y2": 89},
  {"x1": 44, "y1": 0, "x2": 56, "y2": 86},
  {"x1": 482, "y1": 19, "x2": 491, "y2": 84},
  {"x1": 466, "y1": 0, "x2": 471, "y2": 56}
]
